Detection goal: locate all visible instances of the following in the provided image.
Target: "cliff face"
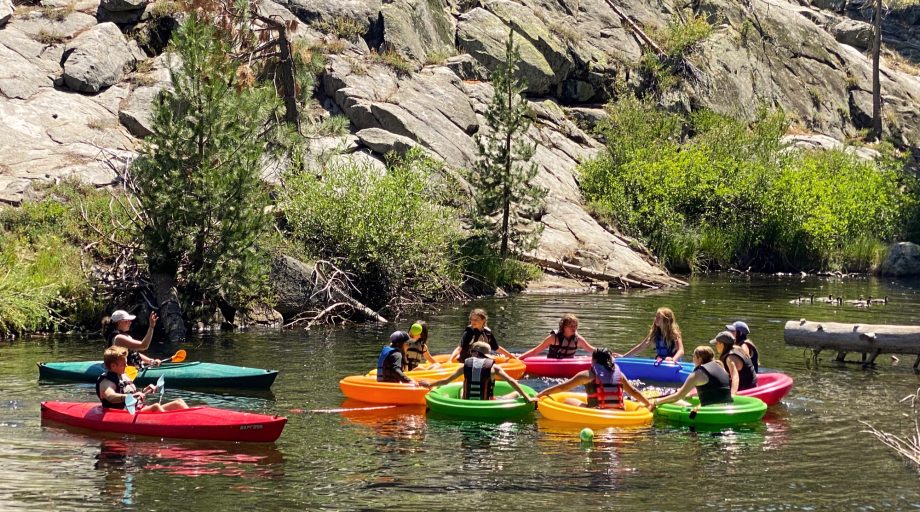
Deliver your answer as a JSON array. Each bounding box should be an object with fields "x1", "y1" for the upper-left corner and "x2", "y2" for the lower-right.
[{"x1": 1, "y1": 0, "x2": 918, "y2": 287}]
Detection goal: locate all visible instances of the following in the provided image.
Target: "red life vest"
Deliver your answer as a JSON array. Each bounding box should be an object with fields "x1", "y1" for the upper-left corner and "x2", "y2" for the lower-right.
[{"x1": 585, "y1": 363, "x2": 624, "y2": 409}]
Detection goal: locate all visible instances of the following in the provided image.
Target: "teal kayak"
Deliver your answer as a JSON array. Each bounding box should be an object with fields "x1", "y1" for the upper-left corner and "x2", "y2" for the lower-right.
[
  {"x1": 426, "y1": 382, "x2": 537, "y2": 420},
  {"x1": 38, "y1": 361, "x2": 278, "y2": 389},
  {"x1": 655, "y1": 396, "x2": 767, "y2": 427}
]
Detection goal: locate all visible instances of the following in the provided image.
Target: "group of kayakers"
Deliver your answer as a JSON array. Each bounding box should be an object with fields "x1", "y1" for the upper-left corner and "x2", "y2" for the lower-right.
[{"x1": 376, "y1": 307, "x2": 762, "y2": 412}]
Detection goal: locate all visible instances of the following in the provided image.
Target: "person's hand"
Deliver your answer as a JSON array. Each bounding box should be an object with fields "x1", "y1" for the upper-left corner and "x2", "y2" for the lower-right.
[
  {"x1": 152, "y1": 359, "x2": 162, "y2": 367},
  {"x1": 612, "y1": 352, "x2": 623, "y2": 358},
  {"x1": 664, "y1": 357, "x2": 674, "y2": 362},
  {"x1": 143, "y1": 384, "x2": 157, "y2": 394},
  {"x1": 417, "y1": 380, "x2": 431, "y2": 389},
  {"x1": 132, "y1": 391, "x2": 146, "y2": 403},
  {"x1": 647, "y1": 399, "x2": 657, "y2": 412},
  {"x1": 149, "y1": 312, "x2": 158, "y2": 327},
  {"x1": 429, "y1": 363, "x2": 441, "y2": 370}
]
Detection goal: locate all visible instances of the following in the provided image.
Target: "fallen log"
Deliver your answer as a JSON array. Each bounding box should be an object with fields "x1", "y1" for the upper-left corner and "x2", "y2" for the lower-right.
[
  {"x1": 785, "y1": 319, "x2": 920, "y2": 367},
  {"x1": 519, "y1": 255, "x2": 660, "y2": 289}
]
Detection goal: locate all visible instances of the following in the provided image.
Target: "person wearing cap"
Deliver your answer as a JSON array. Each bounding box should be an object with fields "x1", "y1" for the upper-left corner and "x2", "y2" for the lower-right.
[
  {"x1": 450, "y1": 308, "x2": 515, "y2": 363},
  {"x1": 519, "y1": 313, "x2": 596, "y2": 360},
  {"x1": 423, "y1": 341, "x2": 534, "y2": 402},
  {"x1": 536, "y1": 348, "x2": 651, "y2": 410},
  {"x1": 726, "y1": 321, "x2": 760, "y2": 373},
  {"x1": 405, "y1": 321, "x2": 440, "y2": 371},
  {"x1": 648, "y1": 345, "x2": 732, "y2": 411},
  {"x1": 621, "y1": 307, "x2": 684, "y2": 362},
  {"x1": 711, "y1": 330, "x2": 758, "y2": 394},
  {"x1": 377, "y1": 331, "x2": 426, "y2": 386},
  {"x1": 102, "y1": 309, "x2": 161, "y2": 368}
]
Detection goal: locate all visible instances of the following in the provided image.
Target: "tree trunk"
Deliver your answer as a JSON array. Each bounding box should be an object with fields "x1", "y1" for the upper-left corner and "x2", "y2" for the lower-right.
[
  {"x1": 871, "y1": 0, "x2": 883, "y2": 140},
  {"x1": 784, "y1": 319, "x2": 920, "y2": 355},
  {"x1": 276, "y1": 23, "x2": 299, "y2": 126},
  {"x1": 151, "y1": 271, "x2": 187, "y2": 343}
]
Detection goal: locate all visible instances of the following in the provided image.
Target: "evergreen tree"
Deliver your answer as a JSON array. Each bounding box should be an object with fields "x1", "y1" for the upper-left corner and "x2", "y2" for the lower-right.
[
  {"x1": 469, "y1": 31, "x2": 546, "y2": 258},
  {"x1": 131, "y1": 11, "x2": 278, "y2": 329}
]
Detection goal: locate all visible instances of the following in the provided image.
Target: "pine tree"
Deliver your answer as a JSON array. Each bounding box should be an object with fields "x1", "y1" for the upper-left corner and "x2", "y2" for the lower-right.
[
  {"x1": 130, "y1": 11, "x2": 279, "y2": 333},
  {"x1": 470, "y1": 31, "x2": 546, "y2": 258}
]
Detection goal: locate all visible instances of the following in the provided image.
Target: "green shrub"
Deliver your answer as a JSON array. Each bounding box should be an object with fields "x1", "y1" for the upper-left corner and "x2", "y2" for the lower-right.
[
  {"x1": 280, "y1": 149, "x2": 464, "y2": 309},
  {"x1": 460, "y1": 238, "x2": 542, "y2": 293}
]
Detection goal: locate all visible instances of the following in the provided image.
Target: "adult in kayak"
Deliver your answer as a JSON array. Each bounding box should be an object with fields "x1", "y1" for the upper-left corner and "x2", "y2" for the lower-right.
[
  {"x1": 727, "y1": 321, "x2": 760, "y2": 373},
  {"x1": 536, "y1": 348, "x2": 651, "y2": 409},
  {"x1": 449, "y1": 308, "x2": 515, "y2": 362},
  {"x1": 519, "y1": 314, "x2": 596, "y2": 360},
  {"x1": 97, "y1": 346, "x2": 188, "y2": 412},
  {"x1": 648, "y1": 346, "x2": 732, "y2": 411},
  {"x1": 102, "y1": 309, "x2": 161, "y2": 368},
  {"x1": 405, "y1": 321, "x2": 440, "y2": 371},
  {"x1": 620, "y1": 307, "x2": 684, "y2": 362},
  {"x1": 425, "y1": 342, "x2": 534, "y2": 402},
  {"x1": 377, "y1": 331, "x2": 427, "y2": 387},
  {"x1": 711, "y1": 330, "x2": 758, "y2": 394}
]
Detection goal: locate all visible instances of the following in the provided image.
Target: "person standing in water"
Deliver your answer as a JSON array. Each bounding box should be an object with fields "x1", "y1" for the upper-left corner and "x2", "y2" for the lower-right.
[
  {"x1": 621, "y1": 307, "x2": 684, "y2": 362},
  {"x1": 450, "y1": 308, "x2": 515, "y2": 362},
  {"x1": 519, "y1": 314, "x2": 596, "y2": 360},
  {"x1": 102, "y1": 310, "x2": 161, "y2": 368}
]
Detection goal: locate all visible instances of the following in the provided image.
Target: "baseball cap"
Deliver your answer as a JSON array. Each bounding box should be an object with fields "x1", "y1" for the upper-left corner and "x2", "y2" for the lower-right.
[
  {"x1": 389, "y1": 331, "x2": 410, "y2": 345},
  {"x1": 709, "y1": 331, "x2": 735, "y2": 346},
  {"x1": 725, "y1": 321, "x2": 750, "y2": 336},
  {"x1": 110, "y1": 310, "x2": 136, "y2": 323}
]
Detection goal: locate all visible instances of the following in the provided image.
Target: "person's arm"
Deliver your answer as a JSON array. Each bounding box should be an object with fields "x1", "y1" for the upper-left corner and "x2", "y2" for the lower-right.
[
  {"x1": 100, "y1": 380, "x2": 144, "y2": 404},
  {"x1": 650, "y1": 371, "x2": 704, "y2": 410},
  {"x1": 727, "y1": 356, "x2": 741, "y2": 396},
  {"x1": 423, "y1": 345, "x2": 439, "y2": 366},
  {"x1": 423, "y1": 366, "x2": 465, "y2": 389},
  {"x1": 621, "y1": 376, "x2": 652, "y2": 408},
  {"x1": 621, "y1": 337, "x2": 650, "y2": 357},
  {"x1": 389, "y1": 353, "x2": 414, "y2": 384},
  {"x1": 496, "y1": 346, "x2": 515, "y2": 359},
  {"x1": 577, "y1": 335, "x2": 596, "y2": 354},
  {"x1": 536, "y1": 371, "x2": 591, "y2": 398},
  {"x1": 494, "y1": 367, "x2": 535, "y2": 403},
  {"x1": 112, "y1": 312, "x2": 159, "y2": 352},
  {"x1": 666, "y1": 336, "x2": 685, "y2": 362},
  {"x1": 449, "y1": 345, "x2": 461, "y2": 362},
  {"x1": 518, "y1": 335, "x2": 554, "y2": 360}
]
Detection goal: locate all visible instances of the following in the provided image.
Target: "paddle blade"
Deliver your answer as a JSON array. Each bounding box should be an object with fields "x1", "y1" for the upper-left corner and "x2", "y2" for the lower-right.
[
  {"x1": 124, "y1": 393, "x2": 137, "y2": 415},
  {"x1": 170, "y1": 350, "x2": 187, "y2": 363},
  {"x1": 125, "y1": 365, "x2": 138, "y2": 381},
  {"x1": 155, "y1": 375, "x2": 165, "y2": 393}
]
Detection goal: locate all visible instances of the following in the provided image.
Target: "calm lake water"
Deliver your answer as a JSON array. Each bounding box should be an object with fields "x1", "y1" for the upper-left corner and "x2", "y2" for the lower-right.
[{"x1": 1, "y1": 274, "x2": 919, "y2": 510}]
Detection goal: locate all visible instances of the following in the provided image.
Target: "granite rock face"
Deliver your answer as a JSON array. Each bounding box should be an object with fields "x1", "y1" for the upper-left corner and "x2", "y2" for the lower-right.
[{"x1": 62, "y1": 22, "x2": 137, "y2": 93}]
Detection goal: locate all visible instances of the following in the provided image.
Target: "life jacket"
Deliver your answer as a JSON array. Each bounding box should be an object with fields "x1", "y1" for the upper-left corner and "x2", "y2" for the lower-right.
[
  {"x1": 405, "y1": 340, "x2": 427, "y2": 370},
  {"x1": 654, "y1": 334, "x2": 676, "y2": 359},
  {"x1": 95, "y1": 371, "x2": 132, "y2": 409},
  {"x1": 728, "y1": 348, "x2": 758, "y2": 391},
  {"x1": 739, "y1": 340, "x2": 760, "y2": 373},
  {"x1": 695, "y1": 361, "x2": 733, "y2": 406},
  {"x1": 458, "y1": 327, "x2": 498, "y2": 361},
  {"x1": 547, "y1": 330, "x2": 579, "y2": 359},
  {"x1": 585, "y1": 363, "x2": 624, "y2": 409},
  {"x1": 106, "y1": 331, "x2": 142, "y2": 367},
  {"x1": 462, "y1": 357, "x2": 495, "y2": 400},
  {"x1": 376, "y1": 346, "x2": 396, "y2": 382}
]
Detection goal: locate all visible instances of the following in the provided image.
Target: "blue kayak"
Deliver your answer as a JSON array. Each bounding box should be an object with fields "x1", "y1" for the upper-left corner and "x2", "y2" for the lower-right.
[{"x1": 614, "y1": 357, "x2": 695, "y2": 382}]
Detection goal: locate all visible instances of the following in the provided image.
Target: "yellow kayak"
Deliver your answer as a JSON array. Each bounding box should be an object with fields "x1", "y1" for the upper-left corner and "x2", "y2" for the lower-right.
[
  {"x1": 365, "y1": 354, "x2": 526, "y2": 380},
  {"x1": 537, "y1": 392, "x2": 653, "y2": 427}
]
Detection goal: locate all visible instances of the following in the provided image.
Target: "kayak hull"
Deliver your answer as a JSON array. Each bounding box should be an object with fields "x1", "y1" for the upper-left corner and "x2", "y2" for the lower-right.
[
  {"x1": 522, "y1": 356, "x2": 591, "y2": 378},
  {"x1": 365, "y1": 354, "x2": 526, "y2": 380},
  {"x1": 339, "y1": 375, "x2": 429, "y2": 405},
  {"x1": 425, "y1": 382, "x2": 537, "y2": 420},
  {"x1": 687, "y1": 372, "x2": 793, "y2": 406},
  {"x1": 538, "y1": 393, "x2": 653, "y2": 427},
  {"x1": 38, "y1": 361, "x2": 278, "y2": 389},
  {"x1": 613, "y1": 357, "x2": 694, "y2": 382},
  {"x1": 655, "y1": 396, "x2": 767, "y2": 426},
  {"x1": 40, "y1": 401, "x2": 286, "y2": 442}
]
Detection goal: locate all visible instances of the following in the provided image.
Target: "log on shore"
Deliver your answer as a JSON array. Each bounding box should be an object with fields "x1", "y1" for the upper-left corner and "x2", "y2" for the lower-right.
[
  {"x1": 784, "y1": 319, "x2": 920, "y2": 355},
  {"x1": 520, "y1": 255, "x2": 687, "y2": 289}
]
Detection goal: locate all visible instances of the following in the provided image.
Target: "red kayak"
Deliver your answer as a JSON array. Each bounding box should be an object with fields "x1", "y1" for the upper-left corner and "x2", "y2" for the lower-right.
[
  {"x1": 41, "y1": 402, "x2": 286, "y2": 443},
  {"x1": 688, "y1": 373, "x2": 794, "y2": 406},
  {"x1": 521, "y1": 356, "x2": 591, "y2": 378}
]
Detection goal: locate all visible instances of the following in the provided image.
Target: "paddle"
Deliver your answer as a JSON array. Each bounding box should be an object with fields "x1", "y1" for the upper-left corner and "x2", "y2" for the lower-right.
[
  {"x1": 125, "y1": 350, "x2": 187, "y2": 380},
  {"x1": 124, "y1": 392, "x2": 137, "y2": 415},
  {"x1": 155, "y1": 375, "x2": 165, "y2": 404}
]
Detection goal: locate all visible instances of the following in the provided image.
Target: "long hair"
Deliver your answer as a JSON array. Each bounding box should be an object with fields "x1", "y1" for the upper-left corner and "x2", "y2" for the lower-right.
[
  {"x1": 558, "y1": 314, "x2": 578, "y2": 335},
  {"x1": 101, "y1": 317, "x2": 116, "y2": 345},
  {"x1": 717, "y1": 339, "x2": 734, "y2": 366},
  {"x1": 414, "y1": 320, "x2": 429, "y2": 343},
  {"x1": 592, "y1": 348, "x2": 615, "y2": 371},
  {"x1": 470, "y1": 308, "x2": 488, "y2": 325},
  {"x1": 645, "y1": 307, "x2": 681, "y2": 350}
]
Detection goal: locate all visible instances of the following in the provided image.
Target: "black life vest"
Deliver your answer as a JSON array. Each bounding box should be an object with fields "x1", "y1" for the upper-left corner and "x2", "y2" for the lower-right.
[
  {"x1": 458, "y1": 327, "x2": 498, "y2": 361},
  {"x1": 106, "y1": 331, "x2": 142, "y2": 367},
  {"x1": 728, "y1": 348, "x2": 758, "y2": 390},
  {"x1": 95, "y1": 371, "x2": 132, "y2": 409},
  {"x1": 654, "y1": 334, "x2": 676, "y2": 359},
  {"x1": 462, "y1": 357, "x2": 495, "y2": 400},
  {"x1": 584, "y1": 363, "x2": 624, "y2": 409},
  {"x1": 739, "y1": 340, "x2": 760, "y2": 373},
  {"x1": 695, "y1": 361, "x2": 732, "y2": 406},
  {"x1": 547, "y1": 330, "x2": 579, "y2": 359},
  {"x1": 376, "y1": 346, "x2": 405, "y2": 383},
  {"x1": 405, "y1": 340, "x2": 427, "y2": 370}
]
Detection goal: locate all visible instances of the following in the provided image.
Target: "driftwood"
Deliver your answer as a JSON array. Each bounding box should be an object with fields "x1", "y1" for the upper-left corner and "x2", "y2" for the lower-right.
[
  {"x1": 602, "y1": 0, "x2": 666, "y2": 59},
  {"x1": 785, "y1": 319, "x2": 920, "y2": 368},
  {"x1": 520, "y1": 255, "x2": 687, "y2": 289}
]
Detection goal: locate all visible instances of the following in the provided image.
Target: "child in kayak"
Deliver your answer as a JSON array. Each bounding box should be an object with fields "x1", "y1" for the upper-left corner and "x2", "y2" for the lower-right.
[
  {"x1": 711, "y1": 330, "x2": 758, "y2": 394},
  {"x1": 405, "y1": 321, "x2": 440, "y2": 371},
  {"x1": 377, "y1": 331, "x2": 426, "y2": 386},
  {"x1": 97, "y1": 346, "x2": 188, "y2": 412},
  {"x1": 102, "y1": 310, "x2": 162, "y2": 368},
  {"x1": 620, "y1": 307, "x2": 684, "y2": 362},
  {"x1": 425, "y1": 342, "x2": 533, "y2": 401},
  {"x1": 648, "y1": 345, "x2": 732, "y2": 411},
  {"x1": 519, "y1": 313, "x2": 596, "y2": 360},
  {"x1": 450, "y1": 308, "x2": 515, "y2": 362},
  {"x1": 536, "y1": 348, "x2": 651, "y2": 410},
  {"x1": 727, "y1": 320, "x2": 760, "y2": 373}
]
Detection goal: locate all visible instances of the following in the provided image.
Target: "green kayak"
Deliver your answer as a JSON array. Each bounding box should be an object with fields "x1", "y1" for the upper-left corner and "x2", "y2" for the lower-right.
[
  {"x1": 426, "y1": 382, "x2": 537, "y2": 420},
  {"x1": 38, "y1": 361, "x2": 278, "y2": 389},
  {"x1": 655, "y1": 396, "x2": 767, "y2": 426}
]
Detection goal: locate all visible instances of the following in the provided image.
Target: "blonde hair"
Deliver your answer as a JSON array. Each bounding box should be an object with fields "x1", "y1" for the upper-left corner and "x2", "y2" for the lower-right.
[
  {"x1": 693, "y1": 345, "x2": 715, "y2": 365},
  {"x1": 470, "y1": 308, "x2": 488, "y2": 324},
  {"x1": 558, "y1": 313, "x2": 579, "y2": 333},
  {"x1": 103, "y1": 346, "x2": 128, "y2": 369},
  {"x1": 646, "y1": 307, "x2": 681, "y2": 348}
]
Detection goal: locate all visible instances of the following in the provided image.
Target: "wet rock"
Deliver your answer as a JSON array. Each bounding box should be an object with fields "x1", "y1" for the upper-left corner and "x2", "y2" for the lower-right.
[{"x1": 879, "y1": 242, "x2": 920, "y2": 277}]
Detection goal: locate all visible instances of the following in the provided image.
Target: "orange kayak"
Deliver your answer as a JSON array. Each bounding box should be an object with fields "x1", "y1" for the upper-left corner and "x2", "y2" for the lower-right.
[{"x1": 338, "y1": 375, "x2": 430, "y2": 405}]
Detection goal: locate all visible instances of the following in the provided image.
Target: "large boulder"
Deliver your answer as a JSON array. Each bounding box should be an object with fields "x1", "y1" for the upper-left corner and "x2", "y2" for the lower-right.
[
  {"x1": 270, "y1": 255, "x2": 318, "y2": 318},
  {"x1": 118, "y1": 85, "x2": 162, "y2": 137},
  {"x1": 381, "y1": 0, "x2": 454, "y2": 63},
  {"x1": 100, "y1": 0, "x2": 149, "y2": 11},
  {"x1": 831, "y1": 19, "x2": 873, "y2": 50},
  {"x1": 356, "y1": 127, "x2": 420, "y2": 156},
  {"x1": 878, "y1": 242, "x2": 920, "y2": 277},
  {"x1": 62, "y1": 22, "x2": 137, "y2": 93}
]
